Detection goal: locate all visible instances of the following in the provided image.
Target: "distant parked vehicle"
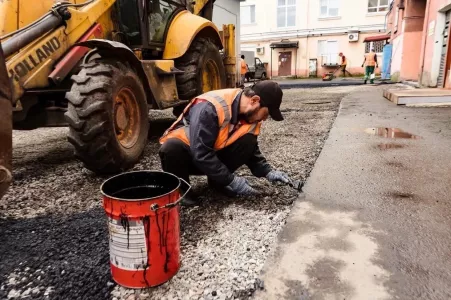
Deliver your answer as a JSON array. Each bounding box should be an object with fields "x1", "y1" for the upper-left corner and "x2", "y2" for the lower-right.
[{"x1": 241, "y1": 51, "x2": 267, "y2": 82}]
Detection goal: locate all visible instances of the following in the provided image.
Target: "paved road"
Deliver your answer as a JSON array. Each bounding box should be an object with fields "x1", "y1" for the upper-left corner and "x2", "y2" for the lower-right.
[
  {"x1": 246, "y1": 78, "x2": 393, "y2": 89},
  {"x1": 256, "y1": 85, "x2": 451, "y2": 300},
  {"x1": 0, "y1": 87, "x2": 354, "y2": 300}
]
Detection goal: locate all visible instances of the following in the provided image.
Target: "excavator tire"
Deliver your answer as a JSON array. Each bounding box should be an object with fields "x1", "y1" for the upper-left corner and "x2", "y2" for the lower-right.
[
  {"x1": 65, "y1": 60, "x2": 149, "y2": 174},
  {"x1": 173, "y1": 37, "x2": 226, "y2": 116}
]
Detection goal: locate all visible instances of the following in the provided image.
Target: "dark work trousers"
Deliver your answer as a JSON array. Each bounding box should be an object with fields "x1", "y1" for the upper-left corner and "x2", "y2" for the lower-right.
[{"x1": 159, "y1": 134, "x2": 258, "y2": 184}]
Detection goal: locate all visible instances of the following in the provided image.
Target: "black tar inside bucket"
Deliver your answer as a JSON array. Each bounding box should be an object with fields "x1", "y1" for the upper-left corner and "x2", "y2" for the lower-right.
[{"x1": 101, "y1": 171, "x2": 181, "y2": 200}]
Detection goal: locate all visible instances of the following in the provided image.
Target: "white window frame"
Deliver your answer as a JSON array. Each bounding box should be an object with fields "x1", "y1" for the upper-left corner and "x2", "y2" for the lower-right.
[
  {"x1": 318, "y1": 40, "x2": 339, "y2": 65},
  {"x1": 277, "y1": 0, "x2": 297, "y2": 28},
  {"x1": 241, "y1": 5, "x2": 256, "y2": 25},
  {"x1": 368, "y1": 0, "x2": 389, "y2": 14},
  {"x1": 319, "y1": 0, "x2": 340, "y2": 18}
]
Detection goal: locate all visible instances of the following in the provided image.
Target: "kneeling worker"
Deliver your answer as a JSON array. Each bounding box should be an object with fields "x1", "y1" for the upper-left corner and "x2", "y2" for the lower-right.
[{"x1": 159, "y1": 81, "x2": 292, "y2": 206}]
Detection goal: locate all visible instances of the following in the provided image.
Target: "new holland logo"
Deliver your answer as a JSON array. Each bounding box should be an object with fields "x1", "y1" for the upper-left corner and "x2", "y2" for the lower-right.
[{"x1": 9, "y1": 37, "x2": 61, "y2": 82}]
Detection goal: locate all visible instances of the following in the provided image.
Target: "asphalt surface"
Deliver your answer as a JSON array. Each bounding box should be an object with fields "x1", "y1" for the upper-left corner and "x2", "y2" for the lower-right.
[
  {"x1": 246, "y1": 78, "x2": 393, "y2": 89},
  {"x1": 277, "y1": 78, "x2": 365, "y2": 89},
  {"x1": 256, "y1": 85, "x2": 451, "y2": 299},
  {"x1": 0, "y1": 87, "x2": 356, "y2": 299}
]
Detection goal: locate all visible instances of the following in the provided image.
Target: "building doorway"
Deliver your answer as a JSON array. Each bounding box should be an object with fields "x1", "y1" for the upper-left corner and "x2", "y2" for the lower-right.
[
  {"x1": 278, "y1": 52, "x2": 292, "y2": 76},
  {"x1": 438, "y1": 11, "x2": 451, "y2": 87},
  {"x1": 269, "y1": 41, "x2": 299, "y2": 79}
]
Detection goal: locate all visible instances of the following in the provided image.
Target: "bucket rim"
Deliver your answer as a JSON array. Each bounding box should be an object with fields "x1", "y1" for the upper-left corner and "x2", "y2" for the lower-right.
[{"x1": 100, "y1": 170, "x2": 182, "y2": 202}]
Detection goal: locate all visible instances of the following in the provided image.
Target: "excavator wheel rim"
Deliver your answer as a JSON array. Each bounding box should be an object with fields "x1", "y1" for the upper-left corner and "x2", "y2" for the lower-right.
[
  {"x1": 114, "y1": 87, "x2": 140, "y2": 149},
  {"x1": 201, "y1": 59, "x2": 221, "y2": 93}
]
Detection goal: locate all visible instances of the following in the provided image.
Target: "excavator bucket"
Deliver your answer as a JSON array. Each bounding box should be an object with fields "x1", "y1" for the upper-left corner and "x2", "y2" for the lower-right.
[{"x1": 0, "y1": 41, "x2": 12, "y2": 199}]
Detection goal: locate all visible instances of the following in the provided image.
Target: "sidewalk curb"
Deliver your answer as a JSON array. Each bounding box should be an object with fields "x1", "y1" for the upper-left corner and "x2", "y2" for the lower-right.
[{"x1": 277, "y1": 81, "x2": 396, "y2": 90}]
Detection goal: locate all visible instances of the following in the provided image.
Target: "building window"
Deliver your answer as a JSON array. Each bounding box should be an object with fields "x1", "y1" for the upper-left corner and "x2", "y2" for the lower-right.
[
  {"x1": 277, "y1": 0, "x2": 296, "y2": 28},
  {"x1": 320, "y1": 0, "x2": 339, "y2": 18},
  {"x1": 365, "y1": 41, "x2": 385, "y2": 53},
  {"x1": 318, "y1": 40, "x2": 339, "y2": 65},
  {"x1": 368, "y1": 0, "x2": 389, "y2": 13},
  {"x1": 241, "y1": 5, "x2": 256, "y2": 25}
]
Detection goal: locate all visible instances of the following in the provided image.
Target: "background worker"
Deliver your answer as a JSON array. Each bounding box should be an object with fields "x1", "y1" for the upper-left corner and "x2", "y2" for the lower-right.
[
  {"x1": 338, "y1": 52, "x2": 348, "y2": 77},
  {"x1": 362, "y1": 49, "x2": 378, "y2": 84},
  {"x1": 240, "y1": 55, "x2": 248, "y2": 87},
  {"x1": 159, "y1": 81, "x2": 292, "y2": 206}
]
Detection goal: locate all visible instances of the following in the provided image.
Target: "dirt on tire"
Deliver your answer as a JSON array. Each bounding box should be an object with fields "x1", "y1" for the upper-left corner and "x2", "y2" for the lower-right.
[
  {"x1": 172, "y1": 37, "x2": 226, "y2": 116},
  {"x1": 65, "y1": 60, "x2": 149, "y2": 174}
]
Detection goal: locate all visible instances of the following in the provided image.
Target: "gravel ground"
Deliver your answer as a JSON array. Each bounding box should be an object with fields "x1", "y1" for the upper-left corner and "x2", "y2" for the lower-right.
[{"x1": 0, "y1": 86, "x2": 358, "y2": 300}]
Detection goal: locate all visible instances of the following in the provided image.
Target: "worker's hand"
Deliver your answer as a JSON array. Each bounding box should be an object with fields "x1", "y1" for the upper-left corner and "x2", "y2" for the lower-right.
[
  {"x1": 266, "y1": 170, "x2": 291, "y2": 184},
  {"x1": 225, "y1": 176, "x2": 258, "y2": 196},
  {"x1": 361, "y1": 64, "x2": 364, "y2": 67}
]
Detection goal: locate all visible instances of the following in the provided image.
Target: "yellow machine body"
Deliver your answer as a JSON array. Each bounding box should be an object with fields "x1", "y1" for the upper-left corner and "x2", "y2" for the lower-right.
[
  {"x1": 163, "y1": 10, "x2": 222, "y2": 60},
  {"x1": 0, "y1": 0, "x2": 237, "y2": 188},
  {"x1": 3, "y1": 0, "x2": 116, "y2": 102},
  {"x1": 0, "y1": 0, "x2": 231, "y2": 105}
]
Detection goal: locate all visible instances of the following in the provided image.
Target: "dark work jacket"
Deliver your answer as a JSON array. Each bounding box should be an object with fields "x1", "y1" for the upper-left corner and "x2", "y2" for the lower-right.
[{"x1": 179, "y1": 92, "x2": 272, "y2": 186}]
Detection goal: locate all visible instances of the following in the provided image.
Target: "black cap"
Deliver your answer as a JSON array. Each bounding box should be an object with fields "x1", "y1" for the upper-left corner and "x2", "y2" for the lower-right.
[{"x1": 252, "y1": 81, "x2": 284, "y2": 121}]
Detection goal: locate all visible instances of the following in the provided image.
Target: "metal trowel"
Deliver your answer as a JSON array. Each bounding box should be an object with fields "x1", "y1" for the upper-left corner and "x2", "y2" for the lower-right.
[{"x1": 288, "y1": 179, "x2": 304, "y2": 192}]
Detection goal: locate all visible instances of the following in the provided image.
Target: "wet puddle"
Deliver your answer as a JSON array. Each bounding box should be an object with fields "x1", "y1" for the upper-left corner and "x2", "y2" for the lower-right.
[
  {"x1": 365, "y1": 128, "x2": 421, "y2": 139},
  {"x1": 386, "y1": 191, "x2": 416, "y2": 200},
  {"x1": 377, "y1": 143, "x2": 404, "y2": 150},
  {"x1": 304, "y1": 101, "x2": 332, "y2": 105}
]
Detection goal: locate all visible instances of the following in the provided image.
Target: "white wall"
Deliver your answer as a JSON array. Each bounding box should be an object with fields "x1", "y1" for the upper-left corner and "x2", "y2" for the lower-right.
[
  {"x1": 239, "y1": 0, "x2": 388, "y2": 77},
  {"x1": 240, "y1": 0, "x2": 386, "y2": 42},
  {"x1": 213, "y1": 0, "x2": 242, "y2": 81},
  {"x1": 213, "y1": 0, "x2": 241, "y2": 59},
  {"x1": 390, "y1": 34, "x2": 404, "y2": 80}
]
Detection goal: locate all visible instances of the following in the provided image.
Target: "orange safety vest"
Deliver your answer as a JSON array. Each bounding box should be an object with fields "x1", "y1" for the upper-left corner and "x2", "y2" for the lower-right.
[
  {"x1": 240, "y1": 59, "x2": 247, "y2": 75},
  {"x1": 341, "y1": 56, "x2": 347, "y2": 66},
  {"x1": 365, "y1": 52, "x2": 376, "y2": 67},
  {"x1": 159, "y1": 89, "x2": 262, "y2": 150}
]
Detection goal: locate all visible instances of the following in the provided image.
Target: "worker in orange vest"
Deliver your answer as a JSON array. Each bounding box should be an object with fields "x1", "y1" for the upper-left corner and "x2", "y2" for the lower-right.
[
  {"x1": 338, "y1": 52, "x2": 348, "y2": 77},
  {"x1": 362, "y1": 48, "x2": 378, "y2": 84},
  {"x1": 240, "y1": 55, "x2": 248, "y2": 87},
  {"x1": 159, "y1": 81, "x2": 292, "y2": 206}
]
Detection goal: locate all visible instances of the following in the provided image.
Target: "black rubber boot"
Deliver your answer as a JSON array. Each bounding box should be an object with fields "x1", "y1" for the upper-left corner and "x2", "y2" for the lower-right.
[{"x1": 180, "y1": 190, "x2": 200, "y2": 207}]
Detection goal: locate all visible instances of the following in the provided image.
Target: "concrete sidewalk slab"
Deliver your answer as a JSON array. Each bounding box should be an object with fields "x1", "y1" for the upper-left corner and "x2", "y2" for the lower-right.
[
  {"x1": 384, "y1": 88, "x2": 451, "y2": 105},
  {"x1": 256, "y1": 85, "x2": 451, "y2": 300}
]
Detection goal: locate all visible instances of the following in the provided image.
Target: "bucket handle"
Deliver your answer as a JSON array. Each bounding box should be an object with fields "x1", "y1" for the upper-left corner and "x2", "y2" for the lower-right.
[{"x1": 150, "y1": 178, "x2": 191, "y2": 211}]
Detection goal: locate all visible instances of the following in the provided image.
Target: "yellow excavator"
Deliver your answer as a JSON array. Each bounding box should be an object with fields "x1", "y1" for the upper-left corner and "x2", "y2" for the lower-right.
[{"x1": 0, "y1": 0, "x2": 237, "y2": 198}]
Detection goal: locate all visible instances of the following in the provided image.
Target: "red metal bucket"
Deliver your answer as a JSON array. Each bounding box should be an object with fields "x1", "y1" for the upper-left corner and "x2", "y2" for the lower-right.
[{"x1": 100, "y1": 171, "x2": 190, "y2": 288}]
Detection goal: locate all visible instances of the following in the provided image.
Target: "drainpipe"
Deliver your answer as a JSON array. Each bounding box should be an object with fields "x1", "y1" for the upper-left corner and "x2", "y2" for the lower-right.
[
  {"x1": 419, "y1": 0, "x2": 432, "y2": 86},
  {"x1": 271, "y1": 47, "x2": 273, "y2": 78},
  {"x1": 399, "y1": 0, "x2": 405, "y2": 10},
  {"x1": 384, "y1": 1, "x2": 394, "y2": 32},
  {"x1": 295, "y1": 47, "x2": 297, "y2": 78},
  {"x1": 306, "y1": 0, "x2": 310, "y2": 77}
]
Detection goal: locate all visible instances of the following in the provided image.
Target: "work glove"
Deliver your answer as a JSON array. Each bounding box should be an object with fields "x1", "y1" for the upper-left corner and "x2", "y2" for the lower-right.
[
  {"x1": 266, "y1": 170, "x2": 291, "y2": 184},
  {"x1": 225, "y1": 176, "x2": 258, "y2": 196}
]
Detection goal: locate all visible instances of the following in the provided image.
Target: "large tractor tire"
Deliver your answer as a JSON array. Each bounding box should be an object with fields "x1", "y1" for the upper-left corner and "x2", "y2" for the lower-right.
[
  {"x1": 173, "y1": 37, "x2": 226, "y2": 116},
  {"x1": 65, "y1": 60, "x2": 149, "y2": 174}
]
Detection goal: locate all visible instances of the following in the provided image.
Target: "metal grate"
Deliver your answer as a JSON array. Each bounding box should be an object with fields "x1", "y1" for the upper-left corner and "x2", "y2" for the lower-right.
[{"x1": 365, "y1": 40, "x2": 385, "y2": 53}]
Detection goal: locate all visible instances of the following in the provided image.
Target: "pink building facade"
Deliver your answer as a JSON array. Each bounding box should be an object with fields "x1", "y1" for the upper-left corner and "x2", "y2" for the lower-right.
[{"x1": 388, "y1": 0, "x2": 451, "y2": 87}]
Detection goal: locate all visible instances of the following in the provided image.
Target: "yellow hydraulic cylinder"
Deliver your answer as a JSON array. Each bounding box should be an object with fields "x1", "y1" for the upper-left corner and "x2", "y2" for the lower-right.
[{"x1": 222, "y1": 24, "x2": 237, "y2": 88}]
